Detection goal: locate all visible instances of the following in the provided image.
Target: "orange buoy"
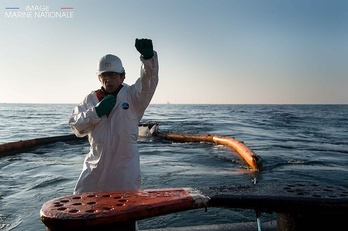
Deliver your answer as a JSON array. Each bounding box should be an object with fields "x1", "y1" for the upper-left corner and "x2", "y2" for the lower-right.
[{"x1": 153, "y1": 132, "x2": 262, "y2": 171}]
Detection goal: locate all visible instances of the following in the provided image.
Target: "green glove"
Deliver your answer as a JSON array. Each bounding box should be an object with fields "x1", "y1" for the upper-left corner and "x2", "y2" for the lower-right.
[
  {"x1": 95, "y1": 95, "x2": 116, "y2": 117},
  {"x1": 135, "y1": 38, "x2": 154, "y2": 59}
]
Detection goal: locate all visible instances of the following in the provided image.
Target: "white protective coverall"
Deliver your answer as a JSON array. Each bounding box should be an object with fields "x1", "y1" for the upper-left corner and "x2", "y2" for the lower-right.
[{"x1": 69, "y1": 52, "x2": 159, "y2": 194}]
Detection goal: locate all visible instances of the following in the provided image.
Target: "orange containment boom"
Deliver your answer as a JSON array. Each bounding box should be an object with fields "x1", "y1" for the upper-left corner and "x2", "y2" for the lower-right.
[
  {"x1": 40, "y1": 183, "x2": 348, "y2": 230},
  {"x1": 0, "y1": 134, "x2": 81, "y2": 157},
  {"x1": 153, "y1": 132, "x2": 262, "y2": 171},
  {"x1": 0, "y1": 123, "x2": 155, "y2": 158}
]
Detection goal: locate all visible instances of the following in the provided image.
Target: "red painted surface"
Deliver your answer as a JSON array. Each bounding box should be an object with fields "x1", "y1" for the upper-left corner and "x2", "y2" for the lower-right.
[{"x1": 40, "y1": 188, "x2": 196, "y2": 229}]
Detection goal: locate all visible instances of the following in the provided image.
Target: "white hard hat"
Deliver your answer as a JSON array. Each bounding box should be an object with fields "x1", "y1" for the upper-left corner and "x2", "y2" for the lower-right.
[{"x1": 97, "y1": 54, "x2": 125, "y2": 75}]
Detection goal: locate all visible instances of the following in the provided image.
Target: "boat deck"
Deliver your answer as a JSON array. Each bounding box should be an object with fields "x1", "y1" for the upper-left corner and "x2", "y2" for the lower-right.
[{"x1": 144, "y1": 220, "x2": 277, "y2": 231}]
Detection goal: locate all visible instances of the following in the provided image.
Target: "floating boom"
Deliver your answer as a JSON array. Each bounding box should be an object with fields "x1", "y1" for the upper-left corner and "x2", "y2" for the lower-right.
[{"x1": 153, "y1": 132, "x2": 262, "y2": 171}]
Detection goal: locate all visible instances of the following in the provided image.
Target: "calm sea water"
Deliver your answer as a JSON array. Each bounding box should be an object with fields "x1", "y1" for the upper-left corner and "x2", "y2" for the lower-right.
[{"x1": 0, "y1": 103, "x2": 347, "y2": 230}]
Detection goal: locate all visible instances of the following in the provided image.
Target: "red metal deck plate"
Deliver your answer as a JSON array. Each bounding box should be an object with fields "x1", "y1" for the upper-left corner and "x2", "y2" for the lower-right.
[{"x1": 40, "y1": 188, "x2": 195, "y2": 229}]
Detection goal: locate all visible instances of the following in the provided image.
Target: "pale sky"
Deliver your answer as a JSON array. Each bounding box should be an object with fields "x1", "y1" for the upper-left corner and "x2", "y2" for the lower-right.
[{"x1": 1, "y1": 0, "x2": 347, "y2": 104}]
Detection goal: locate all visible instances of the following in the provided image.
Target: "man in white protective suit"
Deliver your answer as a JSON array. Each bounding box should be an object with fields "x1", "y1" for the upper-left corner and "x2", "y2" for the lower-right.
[{"x1": 68, "y1": 38, "x2": 158, "y2": 231}]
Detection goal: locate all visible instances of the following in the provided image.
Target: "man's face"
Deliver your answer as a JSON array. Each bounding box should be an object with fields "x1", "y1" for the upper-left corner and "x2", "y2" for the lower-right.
[{"x1": 98, "y1": 72, "x2": 124, "y2": 93}]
